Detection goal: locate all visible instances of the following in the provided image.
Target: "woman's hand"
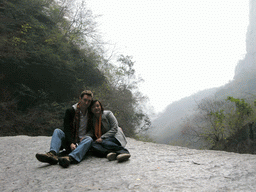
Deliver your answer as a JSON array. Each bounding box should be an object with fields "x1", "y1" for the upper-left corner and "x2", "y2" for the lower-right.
[
  {"x1": 70, "y1": 143, "x2": 76, "y2": 151},
  {"x1": 95, "y1": 138, "x2": 103, "y2": 143}
]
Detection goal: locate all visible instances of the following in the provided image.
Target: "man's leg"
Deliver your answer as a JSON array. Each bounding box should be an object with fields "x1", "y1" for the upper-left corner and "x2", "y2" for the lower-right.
[
  {"x1": 69, "y1": 136, "x2": 93, "y2": 162},
  {"x1": 49, "y1": 128, "x2": 65, "y2": 154},
  {"x1": 59, "y1": 136, "x2": 93, "y2": 168},
  {"x1": 36, "y1": 128, "x2": 64, "y2": 164}
]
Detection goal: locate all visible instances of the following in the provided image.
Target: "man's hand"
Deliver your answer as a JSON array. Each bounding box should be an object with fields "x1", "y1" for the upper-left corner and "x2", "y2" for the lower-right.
[
  {"x1": 70, "y1": 143, "x2": 76, "y2": 151},
  {"x1": 95, "y1": 138, "x2": 102, "y2": 143}
]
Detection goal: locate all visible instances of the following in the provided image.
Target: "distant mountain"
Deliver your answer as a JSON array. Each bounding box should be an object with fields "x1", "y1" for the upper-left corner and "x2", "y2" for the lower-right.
[
  {"x1": 149, "y1": 87, "x2": 218, "y2": 144},
  {"x1": 149, "y1": 0, "x2": 256, "y2": 146},
  {"x1": 149, "y1": 73, "x2": 256, "y2": 146}
]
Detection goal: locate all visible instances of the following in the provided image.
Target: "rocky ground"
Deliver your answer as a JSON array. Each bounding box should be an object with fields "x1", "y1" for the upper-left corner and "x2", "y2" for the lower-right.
[{"x1": 1, "y1": 136, "x2": 256, "y2": 191}]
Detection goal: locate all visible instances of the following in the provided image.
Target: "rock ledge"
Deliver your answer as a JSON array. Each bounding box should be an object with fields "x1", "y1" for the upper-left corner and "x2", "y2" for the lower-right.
[{"x1": 1, "y1": 136, "x2": 256, "y2": 191}]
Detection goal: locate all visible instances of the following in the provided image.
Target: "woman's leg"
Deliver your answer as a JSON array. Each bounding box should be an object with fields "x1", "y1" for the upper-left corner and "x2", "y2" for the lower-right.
[
  {"x1": 91, "y1": 137, "x2": 129, "y2": 157},
  {"x1": 102, "y1": 137, "x2": 129, "y2": 155}
]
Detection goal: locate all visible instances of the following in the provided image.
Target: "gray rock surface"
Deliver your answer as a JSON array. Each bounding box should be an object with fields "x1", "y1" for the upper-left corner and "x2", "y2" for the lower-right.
[{"x1": 1, "y1": 136, "x2": 256, "y2": 191}]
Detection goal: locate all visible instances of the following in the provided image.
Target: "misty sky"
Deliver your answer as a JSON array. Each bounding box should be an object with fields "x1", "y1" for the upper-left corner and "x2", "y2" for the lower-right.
[{"x1": 85, "y1": 0, "x2": 249, "y2": 113}]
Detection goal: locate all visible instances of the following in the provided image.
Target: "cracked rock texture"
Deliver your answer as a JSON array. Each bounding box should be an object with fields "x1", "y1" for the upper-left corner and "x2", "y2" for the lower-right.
[{"x1": 1, "y1": 136, "x2": 256, "y2": 191}]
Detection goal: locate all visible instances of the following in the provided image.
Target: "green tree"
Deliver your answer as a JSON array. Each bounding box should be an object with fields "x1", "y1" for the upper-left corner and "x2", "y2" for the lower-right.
[
  {"x1": 90, "y1": 55, "x2": 150, "y2": 137},
  {"x1": 1, "y1": 0, "x2": 104, "y2": 107},
  {"x1": 181, "y1": 96, "x2": 255, "y2": 149}
]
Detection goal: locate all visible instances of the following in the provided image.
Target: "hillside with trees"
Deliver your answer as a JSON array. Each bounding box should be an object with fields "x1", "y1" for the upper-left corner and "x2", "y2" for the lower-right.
[
  {"x1": 148, "y1": 74, "x2": 256, "y2": 153},
  {"x1": 0, "y1": 0, "x2": 150, "y2": 137}
]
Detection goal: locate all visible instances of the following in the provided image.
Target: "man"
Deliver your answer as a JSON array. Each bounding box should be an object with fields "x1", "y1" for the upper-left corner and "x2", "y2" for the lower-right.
[{"x1": 36, "y1": 90, "x2": 94, "y2": 168}]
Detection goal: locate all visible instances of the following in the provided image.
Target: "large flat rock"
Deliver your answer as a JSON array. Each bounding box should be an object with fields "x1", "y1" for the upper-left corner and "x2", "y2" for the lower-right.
[{"x1": 1, "y1": 136, "x2": 256, "y2": 191}]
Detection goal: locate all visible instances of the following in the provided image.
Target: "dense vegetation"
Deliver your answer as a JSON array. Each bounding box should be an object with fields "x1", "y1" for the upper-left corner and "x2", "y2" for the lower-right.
[
  {"x1": 0, "y1": 0, "x2": 150, "y2": 137},
  {"x1": 180, "y1": 95, "x2": 256, "y2": 152}
]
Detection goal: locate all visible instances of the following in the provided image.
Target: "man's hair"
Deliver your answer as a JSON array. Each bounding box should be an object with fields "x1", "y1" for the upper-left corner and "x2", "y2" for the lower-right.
[{"x1": 80, "y1": 90, "x2": 93, "y2": 98}]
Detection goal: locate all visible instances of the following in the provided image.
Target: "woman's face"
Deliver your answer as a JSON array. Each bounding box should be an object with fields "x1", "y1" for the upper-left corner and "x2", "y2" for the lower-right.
[{"x1": 91, "y1": 101, "x2": 102, "y2": 116}]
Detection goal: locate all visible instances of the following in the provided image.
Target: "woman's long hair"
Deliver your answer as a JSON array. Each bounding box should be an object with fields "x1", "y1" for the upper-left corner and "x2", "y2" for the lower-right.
[{"x1": 86, "y1": 100, "x2": 104, "y2": 134}]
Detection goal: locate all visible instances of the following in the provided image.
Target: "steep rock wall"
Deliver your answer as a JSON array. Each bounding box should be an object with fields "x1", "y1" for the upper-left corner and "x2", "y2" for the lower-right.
[{"x1": 235, "y1": 0, "x2": 256, "y2": 79}]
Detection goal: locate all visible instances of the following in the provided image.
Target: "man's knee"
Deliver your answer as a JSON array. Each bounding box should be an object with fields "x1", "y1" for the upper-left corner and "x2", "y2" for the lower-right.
[
  {"x1": 81, "y1": 136, "x2": 93, "y2": 144},
  {"x1": 53, "y1": 128, "x2": 65, "y2": 137},
  {"x1": 53, "y1": 128, "x2": 62, "y2": 133}
]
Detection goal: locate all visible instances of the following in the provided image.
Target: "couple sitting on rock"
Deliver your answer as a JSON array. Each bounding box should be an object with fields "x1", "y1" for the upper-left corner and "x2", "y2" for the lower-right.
[{"x1": 36, "y1": 90, "x2": 130, "y2": 168}]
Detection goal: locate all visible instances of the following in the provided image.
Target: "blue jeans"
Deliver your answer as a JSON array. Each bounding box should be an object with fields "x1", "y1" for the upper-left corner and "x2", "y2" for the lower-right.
[{"x1": 49, "y1": 128, "x2": 92, "y2": 162}]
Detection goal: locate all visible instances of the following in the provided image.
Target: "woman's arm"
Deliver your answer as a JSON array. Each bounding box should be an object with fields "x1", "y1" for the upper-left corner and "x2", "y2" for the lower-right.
[{"x1": 101, "y1": 111, "x2": 118, "y2": 139}]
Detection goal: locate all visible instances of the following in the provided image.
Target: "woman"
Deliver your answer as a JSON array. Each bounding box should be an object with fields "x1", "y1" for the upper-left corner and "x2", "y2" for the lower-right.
[{"x1": 87, "y1": 100, "x2": 131, "y2": 162}]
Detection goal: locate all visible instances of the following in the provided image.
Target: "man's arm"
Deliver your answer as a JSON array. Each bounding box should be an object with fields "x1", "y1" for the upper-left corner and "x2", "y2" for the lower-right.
[{"x1": 63, "y1": 108, "x2": 76, "y2": 145}]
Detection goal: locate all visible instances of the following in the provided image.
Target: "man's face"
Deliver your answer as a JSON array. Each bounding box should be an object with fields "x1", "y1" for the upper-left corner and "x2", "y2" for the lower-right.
[{"x1": 79, "y1": 94, "x2": 92, "y2": 109}]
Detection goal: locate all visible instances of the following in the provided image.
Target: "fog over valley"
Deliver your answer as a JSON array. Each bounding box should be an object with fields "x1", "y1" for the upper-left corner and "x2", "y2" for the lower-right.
[{"x1": 146, "y1": 0, "x2": 256, "y2": 151}]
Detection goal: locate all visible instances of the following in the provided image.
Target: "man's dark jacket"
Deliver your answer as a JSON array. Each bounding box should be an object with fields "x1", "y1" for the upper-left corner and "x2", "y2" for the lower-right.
[
  {"x1": 62, "y1": 106, "x2": 94, "y2": 153},
  {"x1": 63, "y1": 107, "x2": 76, "y2": 150}
]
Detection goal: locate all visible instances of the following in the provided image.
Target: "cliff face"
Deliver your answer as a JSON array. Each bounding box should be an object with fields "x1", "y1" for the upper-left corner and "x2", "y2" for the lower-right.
[{"x1": 234, "y1": 0, "x2": 256, "y2": 79}]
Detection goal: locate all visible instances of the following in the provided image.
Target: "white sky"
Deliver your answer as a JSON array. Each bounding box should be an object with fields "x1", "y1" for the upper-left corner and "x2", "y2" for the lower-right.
[{"x1": 85, "y1": 0, "x2": 249, "y2": 113}]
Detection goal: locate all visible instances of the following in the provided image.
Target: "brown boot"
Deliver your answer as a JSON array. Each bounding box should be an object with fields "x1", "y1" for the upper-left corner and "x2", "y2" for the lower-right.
[
  {"x1": 58, "y1": 156, "x2": 71, "y2": 168},
  {"x1": 36, "y1": 151, "x2": 58, "y2": 165}
]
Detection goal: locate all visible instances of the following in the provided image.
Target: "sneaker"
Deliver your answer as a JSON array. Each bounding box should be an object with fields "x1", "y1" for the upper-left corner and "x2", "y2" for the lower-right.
[
  {"x1": 58, "y1": 156, "x2": 71, "y2": 168},
  {"x1": 116, "y1": 153, "x2": 131, "y2": 162},
  {"x1": 107, "y1": 152, "x2": 117, "y2": 161},
  {"x1": 36, "y1": 152, "x2": 58, "y2": 165}
]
